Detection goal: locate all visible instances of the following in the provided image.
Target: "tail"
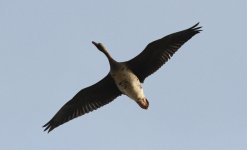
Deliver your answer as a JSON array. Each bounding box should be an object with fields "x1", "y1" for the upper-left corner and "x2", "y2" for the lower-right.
[{"x1": 137, "y1": 98, "x2": 149, "y2": 109}]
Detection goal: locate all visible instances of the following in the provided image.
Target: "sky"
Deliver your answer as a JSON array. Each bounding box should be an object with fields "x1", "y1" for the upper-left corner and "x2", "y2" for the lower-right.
[{"x1": 0, "y1": 0, "x2": 246, "y2": 150}]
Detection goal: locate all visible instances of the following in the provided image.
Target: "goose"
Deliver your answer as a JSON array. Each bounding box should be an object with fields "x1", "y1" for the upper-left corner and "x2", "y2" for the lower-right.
[{"x1": 43, "y1": 23, "x2": 202, "y2": 133}]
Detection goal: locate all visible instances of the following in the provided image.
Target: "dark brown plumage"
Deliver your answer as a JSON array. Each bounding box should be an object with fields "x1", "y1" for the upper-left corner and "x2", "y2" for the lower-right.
[
  {"x1": 43, "y1": 74, "x2": 121, "y2": 132},
  {"x1": 126, "y1": 23, "x2": 202, "y2": 82},
  {"x1": 43, "y1": 23, "x2": 202, "y2": 133}
]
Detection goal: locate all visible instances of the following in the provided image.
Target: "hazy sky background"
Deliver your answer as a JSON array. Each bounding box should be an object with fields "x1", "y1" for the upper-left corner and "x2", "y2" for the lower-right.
[{"x1": 0, "y1": 0, "x2": 246, "y2": 150}]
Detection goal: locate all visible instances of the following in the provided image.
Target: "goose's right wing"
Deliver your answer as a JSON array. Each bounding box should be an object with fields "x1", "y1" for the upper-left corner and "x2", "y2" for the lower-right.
[{"x1": 43, "y1": 74, "x2": 121, "y2": 133}]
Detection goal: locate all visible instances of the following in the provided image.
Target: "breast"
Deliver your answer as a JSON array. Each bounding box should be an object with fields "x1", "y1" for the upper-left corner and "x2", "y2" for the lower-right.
[{"x1": 111, "y1": 65, "x2": 145, "y2": 102}]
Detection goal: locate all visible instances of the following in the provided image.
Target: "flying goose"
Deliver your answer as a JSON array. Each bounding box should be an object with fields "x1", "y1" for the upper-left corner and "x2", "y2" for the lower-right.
[{"x1": 43, "y1": 23, "x2": 202, "y2": 132}]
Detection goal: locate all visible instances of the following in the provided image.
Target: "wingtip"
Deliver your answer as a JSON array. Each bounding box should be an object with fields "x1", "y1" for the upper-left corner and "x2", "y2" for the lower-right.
[
  {"x1": 43, "y1": 121, "x2": 54, "y2": 133},
  {"x1": 191, "y1": 22, "x2": 200, "y2": 28},
  {"x1": 189, "y1": 22, "x2": 203, "y2": 33}
]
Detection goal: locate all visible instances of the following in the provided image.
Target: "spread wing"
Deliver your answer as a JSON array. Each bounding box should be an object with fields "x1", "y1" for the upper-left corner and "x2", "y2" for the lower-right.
[
  {"x1": 125, "y1": 23, "x2": 202, "y2": 82},
  {"x1": 43, "y1": 74, "x2": 121, "y2": 133}
]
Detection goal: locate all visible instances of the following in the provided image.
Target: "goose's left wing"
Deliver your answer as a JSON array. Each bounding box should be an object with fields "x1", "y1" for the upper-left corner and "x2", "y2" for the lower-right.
[{"x1": 125, "y1": 23, "x2": 202, "y2": 82}]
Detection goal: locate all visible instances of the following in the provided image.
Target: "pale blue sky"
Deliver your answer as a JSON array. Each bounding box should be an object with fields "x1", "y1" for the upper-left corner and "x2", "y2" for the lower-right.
[{"x1": 0, "y1": 0, "x2": 246, "y2": 150}]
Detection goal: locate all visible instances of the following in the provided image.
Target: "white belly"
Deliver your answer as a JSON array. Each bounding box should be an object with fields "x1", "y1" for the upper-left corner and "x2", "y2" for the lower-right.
[{"x1": 111, "y1": 66, "x2": 145, "y2": 102}]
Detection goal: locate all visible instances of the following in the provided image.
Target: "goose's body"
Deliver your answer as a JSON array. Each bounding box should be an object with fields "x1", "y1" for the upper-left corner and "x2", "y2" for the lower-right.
[
  {"x1": 110, "y1": 64, "x2": 148, "y2": 109},
  {"x1": 43, "y1": 23, "x2": 202, "y2": 132}
]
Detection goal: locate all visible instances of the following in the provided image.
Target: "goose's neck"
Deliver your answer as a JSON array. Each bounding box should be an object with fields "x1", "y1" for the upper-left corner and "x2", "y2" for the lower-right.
[
  {"x1": 92, "y1": 41, "x2": 119, "y2": 69},
  {"x1": 102, "y1": 49, "x2": 115, "y2": 63},
  {"x1": 102, "y1": 49, "x2": 119, "y2": 70}
]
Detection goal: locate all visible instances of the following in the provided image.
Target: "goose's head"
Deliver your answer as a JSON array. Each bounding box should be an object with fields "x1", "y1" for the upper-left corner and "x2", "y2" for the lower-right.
[
  {"x1": 92, "y1": 41, "x2": 108, "y2": 54},
  {"x1": 92, "y1": 41, "x2": 117, "y2": 67}
]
